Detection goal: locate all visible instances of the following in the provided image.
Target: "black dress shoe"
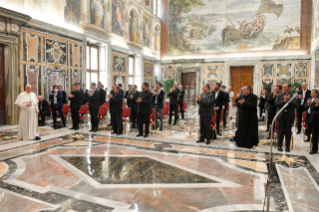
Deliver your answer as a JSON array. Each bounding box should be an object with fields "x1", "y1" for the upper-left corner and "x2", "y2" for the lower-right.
[
  {"x1": 160, "y1": 127, "x2": 163, "y2": 131},
  {"x1": 93, "y1": 129, "x2": 98, "y2": 132},
  {"x1": 75, "y1": 128, "x2": 79, "y2": 131},
  {"x1": 136, "y1": 134, "x2": 143, "y2": 137},
  {"x1": 89, "y1": 129, "x2": 94, "y2": 132},
  {"x1": 296, "y1": 131, "x2": 301, "y2": 135},
  {"x1": 205, "y1": 140, "x2": 211, "y2": 145},
  {"x1": 111, "y1": 131, "x2": 118, "y2": 134},
  {"x1": 196, "y1": 140, "x2": 204, "y2": 143},
  {"x1": 70, "y1": 127, "x2": 75, "y2": 130},
  {"x1": 266, "y1": 137, "x2": 271, "y2": 140},
  {"x1": 278, "y1": 147, "x2": 283, "y2": 152},
  {"x1": 217, "y1": 133, "x2": 222, "y2": 136},
  {"x1": 304, "y1": 138, "x2": 310, "y2": 142},
  {"x1": 117, "y1": 132, "x2": 123, "y2": 135},
  {"x1": 285, "y1": 149, "x2": 290, "y2": 152},
  {"x1": 309, "y1": 150, "x2": 318, "y2": 154},
  {"x1": 34, "y1": 136, "x2": 41, "y2": 140},
  {"x1": 144, "y1": 134, "x2": 149, "y2": 138}
]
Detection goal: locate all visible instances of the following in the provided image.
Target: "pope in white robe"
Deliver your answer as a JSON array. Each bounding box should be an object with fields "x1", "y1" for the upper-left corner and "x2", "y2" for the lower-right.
[{"x1": 15, "y1": 84, "x2": 41, "y2": 141}]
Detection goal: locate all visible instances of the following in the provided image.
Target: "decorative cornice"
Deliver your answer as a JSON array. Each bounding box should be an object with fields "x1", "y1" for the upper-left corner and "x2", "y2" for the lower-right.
[{"x1": 0, "y1": 7, "x2": 31, "y2": 25}]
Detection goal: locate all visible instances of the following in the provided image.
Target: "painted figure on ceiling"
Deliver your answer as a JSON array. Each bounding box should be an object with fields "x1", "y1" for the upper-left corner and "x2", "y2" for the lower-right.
[
  {"x1": 130, "y1": 10, "x2": 140, "y2": 45},
  {"x1": 143, "y1": 18, "x2": 150, "y2": 47},
  {"x1": 91, "y1": 0, "x2": 104, "y2": 28},
  {"x1": 112, "y1": 0, "x2": 125, "y2": 36},
  {"x1": 154, "y1": 25, "x2": 160, "y2": 51}
]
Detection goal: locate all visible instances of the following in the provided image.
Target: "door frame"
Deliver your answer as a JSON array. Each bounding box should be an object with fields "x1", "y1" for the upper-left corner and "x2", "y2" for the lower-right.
[
  {"x1": 176, "y1": 67, "x2": 201, "y2": 96},
  {"x1": 225, "y1": 61, "x2": 260, "y2": 95}
]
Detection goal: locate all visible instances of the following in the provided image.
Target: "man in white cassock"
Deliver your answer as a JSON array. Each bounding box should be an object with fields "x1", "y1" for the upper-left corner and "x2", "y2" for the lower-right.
[{"x1": 15, "y1": 84, "x2": 41, "y2": 141}]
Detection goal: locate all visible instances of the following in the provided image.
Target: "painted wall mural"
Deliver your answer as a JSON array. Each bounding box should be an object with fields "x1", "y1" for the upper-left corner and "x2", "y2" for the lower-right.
[
  {"x1": 111, "y1": 51, "x2": 128, "y2": 89},
  {"x1": 313, "y1": 0, "x2": 319, "y2": 42},
  {"x1": 64, "y1": 0, "x2": 82, "y2": 27},
  {"x1": 70, "y1": 44, "x2": 82, "y2": 68},
  {"x1": 129, "y1": 9, "x2": 141, "y2": 45},
  {"x1": 112, "y1": 0, "x2": 125, "y2": 36},
  {"x1": 44, "y1": 67, "x2": 68, "y2": 99},
  {"x1": 315, "y1": 53, "x2": 319, "y2": 88},
  {"x1": 23, "y1": 33, "x2": 41, "y2": 62},
  {"x1": 161, "y1": 65, "x2": 176, "y2": 81},
  {"x1": 45, "y1": 38, "x2": 68, "y2": 65},
  {"x1": 143, "y1": 60, "x2": 154, "y2": 85},
  {"x1": 168, "y1": 0, "x2": 301, "y2": 55},
  {"x1": 201, "y1": 63, "x2": 225, "y2": 88},
  {"x1": 24, "y1": 65, "x2": 41, "y2": 95},
  {"x1": 143, "y1": 16, "x2": 151, "y2": 47}
]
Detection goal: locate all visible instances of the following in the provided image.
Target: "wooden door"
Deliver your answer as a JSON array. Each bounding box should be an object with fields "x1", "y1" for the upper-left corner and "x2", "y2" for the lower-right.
[
  {"x1": 230, "y1": 66, "x2": 253, "y2": 106},
  {"x1": 181, "y1": 72, "x2": 196, "y2": 105},
  {"x1": 0, "y1": 45, "x2": 5, "y2": 125}
]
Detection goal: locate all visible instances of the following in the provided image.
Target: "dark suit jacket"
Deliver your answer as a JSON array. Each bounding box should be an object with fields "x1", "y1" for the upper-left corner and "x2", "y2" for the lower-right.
[
  {"x1": 168, "y1": 88, "x2": 180, "y2": 105},
  {"x1": 99, "y1": 88, "x2": 106, "y2": 106},
  {"x1": 212, "y1": 90, "x2": 224, "y2": 110},
  {"x1": 119, "y1": 89, "x2": 124, "y2": 96},
  {"x1": 130, "y1": 91, "x2": 140, "y2": 111},
  {"x1": 139, "y1": 90, "x2": 153, "y2": 115},
  {"x1": 69, "y1": 90, "x2": 82, "y2": 110},
  {"x1": 49, "y1": 91, "x2": 63, "y2": 109},
  {"x1": 197, "y1": 92, "x2": 214, "y2": 117},
  {"x1": 62, "y1": 90, "x2": 68, "y2": 104},
  {"x1": 125, "y1": 90, "x2": 132, "y2": 107},
  {"x1": 83, "y1": 89, "x2": 89, "y2": 104},
  {"x1": 153, "y1": 89, "x2": 165, "y2": 108},
  {"x1": 89, "y1": 89, "x2": 100, "y2": 109},
  {"x1": 266, "y1": 93, "x2": 277, "y2": 115},
  {"x1": 223, "y1": 92, "x2": 229, "y2": 107},
  {"x1": 275, "y1": 92, "x2": 298, "y2": 122},
  {"x1": 110, "y1": 93, "x2": 123, "y2": 114},
  {"x1": 38, "y1": 99, "x2": 50, "y2": 115},
  {"x1": 297, "y1": 89, "x2": 311, "y2": 111},
  {"x1": 178, "y1": 90, "x2": 185, "y2": 104}
]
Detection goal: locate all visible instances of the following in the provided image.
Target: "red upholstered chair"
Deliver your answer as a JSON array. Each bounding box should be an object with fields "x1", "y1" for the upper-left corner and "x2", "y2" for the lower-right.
[
  {"x1": 165, "y1": 101, "x2": 169, "y2": 107},
  {"x1": 62, "y1": 104, "x2": 70, "y2": 126},
  {"x1": 149, "y1": 109, "x2": 156, "y2": 133},
  {"x1": 98, "y1": 105, "x2": 108, "y2": 129},
  {"x1": 183, "y1": 102, "x2": 188, "y2": 117},
  {"x1": 210, "y1": 114, "x2": 217, "y2": 141},
  {"x1": 122, "y1": 108, "x2": 130, "y2": 133},
  {"x1": 79, "y1": 105, "x2": 89, "y2": 127},
  {"x1": 301, "y1": 112, "x2": 307, "y2": 139},
  {"x1": 272, "y1": 119, "x2": 294, "y2": 150}
]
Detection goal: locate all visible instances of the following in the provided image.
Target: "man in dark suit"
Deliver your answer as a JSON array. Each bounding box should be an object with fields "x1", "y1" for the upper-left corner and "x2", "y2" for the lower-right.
[
  {"x1": 178, "y1": 85, "x2": 185, "y2": 120},
  {"x1": 125, "y1": 85, "x2": 133, "y2": 108},
  {"x1": 49, "y1": 85, "x2": 66, "y2": 129},
  {"x1": 266, "y1": 85, "x2": 282, "y2": 139},
  {"x1": 88, "y1": 83, "x2": 100, "y2": 132},
  {"x1": 212, "y1": 83, "x2": 224, "y2": 135},
  {"x1": 197, "y1": 84, "x2": 214, "y2": 145},
  {"x1": 37, "y1": 96, "x2": 50, "y2": 126},
  {"x1": 168, "y1": 82, "x2": 180, "y2": 125},
  {"x1": 304, "y1": 90, "x2": 318, "y2": 142},
  {"x1": 309, "y1": 90, "x2": 319, "y2": 154},
  {"x1": 68, "y1": 84, "x2": 82, "y2": 130},
  {"x1": 98, "y1": 82, "x2": 106, "y2": 106},
  {"x1": 109, "y1": 86, "x2": 124, "y2": 135},
  {"x1": 221, "y1": 85, "x2": 229, "y2": 129},
  {"x1": 82, "y1": 84, "x2": 89, "y2": 104},
  {"x1": 275, "y1": 83, "x2": 298, "y2": 152},
  {"x1": 296, "y1": 82, "x2": 311, "y2": 134},
  {"x1": 130, "y1": 85, "x2": 139, "y2": 129},
  {"x1": 58, "y1": 85, "x2": 68, "y2": 105},
  {"x1": 153, "y1": 82, "x2": 165, "y2": 130},
  {"x1": 136, "y1": 82, "x2": 153, "y2": 138},
  {"x1": 118, "y1": 84, "x2": 124, "y2": 96}
]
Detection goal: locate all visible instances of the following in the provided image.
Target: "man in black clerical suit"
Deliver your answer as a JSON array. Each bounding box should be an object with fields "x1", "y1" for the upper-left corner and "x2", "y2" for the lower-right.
[
  {"x1": 304, "y1": 90, "x2": 318, "y2": 142},
  {"x1": 118, "y1": 84, "x2": 124, "y2": 96},
  {"x1": 178, "y1": 85, "x2": 185, "y2": 120},
  {"x1": 275, "y1": 83, "x2": 298, "y2": 152},
  {"x1": 235, "y1": 85, "x2": 259, "y2": 149},
  {"x1": 266, "y1": 85, "x2": 282, "y2": 139},
  {"x1": 136, "y1": 82, "x2": 153, "y2": 138},
  {"x1": 98, "y1": 82, "x2": 106, "y2": 106},
  {"x1": 58, "y1": 85, "x2": 68, "y2": 105},
  {"x1": 82, "y1": 84, "x2": 89, "y2": 104},
  {"x1": 68, "y1": 84, "x2": 82, "y2": 130},
  {"x1": 125, "y1": 85, "x2": 133, "y2": 108},
  {"x1": 221, "y1": 85, "x2": 229, "y2": 129},
  {"x1": 109, "y1": 86, "x2": 123, "y2": 135},
  {"x1": 168, "y1": 82, "x2": 180, "y2": 125},
  {"x1": 197, "y1": 84, "x2": 214, "y2": 145},
  {"x1": 309, "y1": 90, "x2": 319, "y2": 154},
  {"x1": 296, "y1": 82, "x2": 311, "y2": 134},
  {"x1": 130, "y1": 85, "x2": 139, "y2": 128},
  {"x1": 153, "y1": 82, "x2": 165, "y2": 130},
  {"x1": 37, "y1": 96, "x2": 50, "y2": 126},
  {"x1": 212, "y1": 83, "x2": 224, "y2": 135},
  {"x1": 88, "y1": 83, "x2": 100, "y2": 132}
]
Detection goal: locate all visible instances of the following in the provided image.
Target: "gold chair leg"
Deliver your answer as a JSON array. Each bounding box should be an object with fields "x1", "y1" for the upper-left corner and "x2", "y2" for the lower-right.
[{"x1": 310, "y1": 135, "x2": 313, "y2": 150}]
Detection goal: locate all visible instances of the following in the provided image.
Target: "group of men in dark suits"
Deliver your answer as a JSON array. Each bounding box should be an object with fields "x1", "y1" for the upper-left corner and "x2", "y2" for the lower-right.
[{"x1": 168, "y1": 83, "x2": 185, "y2": 125}]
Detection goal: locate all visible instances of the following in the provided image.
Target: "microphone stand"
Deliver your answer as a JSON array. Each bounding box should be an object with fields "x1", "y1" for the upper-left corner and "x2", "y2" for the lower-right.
[{"x1": 266, "y1": 94, "x2": 298, "y2": 212}]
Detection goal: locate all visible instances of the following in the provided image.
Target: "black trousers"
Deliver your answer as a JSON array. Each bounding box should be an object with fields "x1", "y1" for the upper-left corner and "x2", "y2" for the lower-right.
[
  {"x1": 130, "y1": 108, "x2": 138, "y2": 128},
  {"x1": 169, "y1": 104, "x2": 178, "y2": 124},
  {"x1": 311, "y1": 114, "x2": 319, "y2": 151},
  {"x1": 216, "y1": 110, "x2": 221, "y2": 133},
  {"x1": 268, "y1": 113, "x2": 276, "y2": 137},
  {"x1": 179, "y1": 103, "x2": 184, "y2": 120},
  {"x1": 223, "y1": 107, "x2": 228, "y2": 128},
  {"x1": 52, "y1": 106, "x2": 66, "y2": 127},
  {"x1": 38, "y1": 110, "x2": 50, "y2": 125},
  {"x1": 71, "y1": 107, "x2": 80, "y2": 129},
  {"x1": 138, "y1": 113, "x2": 150, "y2": 135},
  {"x1": 277, "y1": 118, "x2": 293, "y2": 149},
  {"x1": 90, "y1": 108, "x2": 99, "y2": 130},
  {"x1": 259, "y1": 106, "x2": 265, "y2": 119},
  {"x1": 200, "y1": 115, "x2": 212, "y2": 141},
  {"x1": 297, "y1": 108, "x2": 304, "y2": 132},
  {"x1": 111, "y1": 113, "x2": 123, "y2": 133}
]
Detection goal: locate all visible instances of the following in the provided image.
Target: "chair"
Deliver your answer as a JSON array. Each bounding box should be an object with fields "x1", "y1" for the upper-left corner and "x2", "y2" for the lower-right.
[
  {"x1": 293, "y1": 110, "x2": 298, "y2": 132},
  {"x1": 210, "y1": 114, "x2": 217, "y2": 141},
  {"x1": 79, "y1": 105, "x2": 89, "y2": 127},
  {"x1": 272, "y1": 120, "x2": 294, "y2": 150},
  {"x1": 122, "y1": 108, "x2": 131, "y2": 133},
  {"x1": 159, "y1": 106, "x2": 169, "y2": 127},
  {"x1": 165, "y1": 101, "x2": 169, "y2": 107},
  {"x1": 183, "y1": 102, "x2": 188, "y2": 117},
  {"x1": 98, "y1": 105, "x2": 108, "y2": 129},
  {"x1": 301, "y1": 112, "x2": 307, "y2": 139},
  {"x1": 62, "y1": 104, "x2": 70, "y2": 126},
  {"x1": 149, "y1": 109, "x2": 156, "y2": 133}
]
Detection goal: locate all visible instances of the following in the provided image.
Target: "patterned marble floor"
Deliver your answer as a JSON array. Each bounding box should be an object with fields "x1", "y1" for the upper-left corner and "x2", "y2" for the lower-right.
[{"x1": 0, "y1": 107, "x2": 318, "y2": 212}]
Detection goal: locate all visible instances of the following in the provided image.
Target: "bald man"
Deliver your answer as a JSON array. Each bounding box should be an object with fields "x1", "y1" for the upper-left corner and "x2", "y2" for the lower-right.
[{"x1": 15, "y1": 85, "x2": 41, "y2": 141}]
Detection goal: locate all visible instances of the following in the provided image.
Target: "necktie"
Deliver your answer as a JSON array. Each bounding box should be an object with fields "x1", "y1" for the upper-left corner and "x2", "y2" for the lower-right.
[{"x1": 40, "y1": 102, "x2": 42, "y2": 110}]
